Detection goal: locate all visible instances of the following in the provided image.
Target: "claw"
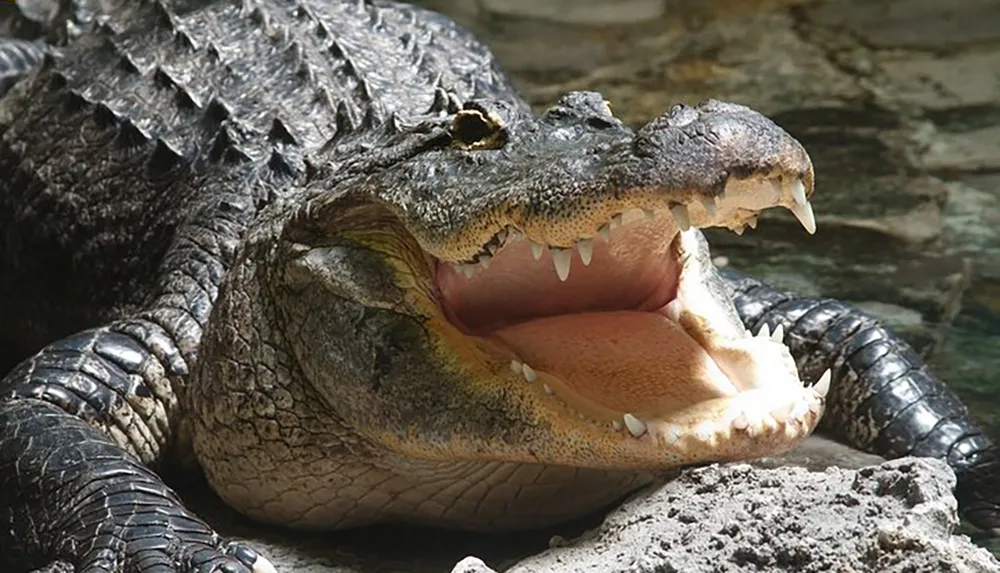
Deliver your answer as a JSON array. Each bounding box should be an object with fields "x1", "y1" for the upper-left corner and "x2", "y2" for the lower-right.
[{"x1": 253, "y1": 555, "x2": 278, "y2": 573}]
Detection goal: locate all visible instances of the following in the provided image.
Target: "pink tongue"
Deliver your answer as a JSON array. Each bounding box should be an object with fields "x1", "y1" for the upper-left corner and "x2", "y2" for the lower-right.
[{"x1": 493, "y1": 311, "x2": 733, "y2": 414}]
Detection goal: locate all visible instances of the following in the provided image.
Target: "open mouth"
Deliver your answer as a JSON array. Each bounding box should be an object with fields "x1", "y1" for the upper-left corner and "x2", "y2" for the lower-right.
[{"x1": 431, "y1": 179, "x2": 830, "y2": 462}]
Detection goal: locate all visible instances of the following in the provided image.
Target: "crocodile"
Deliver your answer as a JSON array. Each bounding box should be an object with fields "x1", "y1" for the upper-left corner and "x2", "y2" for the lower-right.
[{"x1": 0, "y1": 0, "x2": 997, "y2": 571}]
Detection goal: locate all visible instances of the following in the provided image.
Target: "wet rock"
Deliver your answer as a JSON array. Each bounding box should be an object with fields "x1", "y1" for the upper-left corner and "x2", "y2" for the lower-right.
[
  {"x1": 804, "y1": 0, "x2": 1000, "y2": 50},
  {"x1": 480, "y1": 0, "x2": 665, "y2": 25},
  {"x1": 493, "y1": 459, "x2": 999, "y2": 573}
]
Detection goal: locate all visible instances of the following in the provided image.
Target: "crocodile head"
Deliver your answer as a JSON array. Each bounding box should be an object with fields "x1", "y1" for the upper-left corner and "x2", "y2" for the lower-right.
[{"x1": 229, "y1": 92, "x2": 828, "y2": 528}]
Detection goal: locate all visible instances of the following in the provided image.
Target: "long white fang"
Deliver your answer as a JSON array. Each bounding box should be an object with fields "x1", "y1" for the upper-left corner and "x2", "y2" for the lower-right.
[
  {"x1": 771, "y1": 324, "x2": 784, "y2": 342},
  {"x1": 460, "y1": 264, "x2": 475, "y2": 279},
  {"x1": 791, "y1": 178, "x2": 808, "y2": 206},
  {"x1": 521, "y1": 363, "x2": 538, "y2": 382},
  {"x1": 669, "y1": 204, "x2": 691, "y2": 231},
  {"x1": 813, "y1": 369, "x2": 831, "y2": 398},
  {"x1": 551, "y1": 248, "x2": 572, "y2": 281},
  {"x1": 577, "y1": 239, "x2": 594, "y2": 266},
  {"x1": 530, "y1": 240, "x2": 545, "y2": 260},
  {"x1": 597, "y1": 224, "x2": 611, "y2": 243},
  {"x1": 478, "y1": 254, "x2": 492, "y2": 269},
  {"x1": 700, "y1": 196, "x2": 717, "y2": 217},
  {"x1": 623, "y1": 413, "x2": 647, "y2": 437},
  {"x1": 495, "y1": 229, "x2": 507, "y2": 245},
  {"x1": 789, "y1": 180, "x2": 816, "y2": 234},
  {"x1": 757, "y1": 323, "x2": 771, "y2": 339}
]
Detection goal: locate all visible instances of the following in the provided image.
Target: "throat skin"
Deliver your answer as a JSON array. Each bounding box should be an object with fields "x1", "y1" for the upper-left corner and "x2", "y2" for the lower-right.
[{"x1": 189, "y1": 230, "x2": 657, "y2": 530}]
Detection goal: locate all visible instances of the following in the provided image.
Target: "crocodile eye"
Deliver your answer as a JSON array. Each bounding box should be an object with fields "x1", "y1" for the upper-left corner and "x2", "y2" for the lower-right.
[{"x1": 450, "y1": 109, "x2": 506, "y2": 150}]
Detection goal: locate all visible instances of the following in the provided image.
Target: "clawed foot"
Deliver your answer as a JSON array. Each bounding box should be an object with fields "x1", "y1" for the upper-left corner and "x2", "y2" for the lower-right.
[{"x1": 29, "y1": 540, "x2": 275, "y2": 573}]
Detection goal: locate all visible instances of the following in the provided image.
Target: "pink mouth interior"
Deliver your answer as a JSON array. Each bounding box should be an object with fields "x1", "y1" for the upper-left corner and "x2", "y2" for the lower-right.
[{"x1": 434, "y1": 223, "x2": 726, "y2": 413}]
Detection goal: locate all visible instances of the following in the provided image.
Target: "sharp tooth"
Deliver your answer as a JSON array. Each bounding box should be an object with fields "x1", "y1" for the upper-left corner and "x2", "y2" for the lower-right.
[
  {"x1": 663, "y1": 425, "x2": 682, "y2": 444},
  {"x1": 771, "y1": 324, "x2": 784, "y2": 342},
  {"x1": 789, "y1": 200, "x2": 816, "y2": 235},
  {"x1": 496, "y1": 229, "x2": 507, "y2": 245},
  {"x1": 510, "y1": 359, "x2": 522, "y2": 374},
  {"x1": 695, "y1": 422, "x2": 715, "y2": 443},
  {"x1": 612, "y1": 419, "x2": 624, "y2": 431},
  {"x1": 597, "y1": 224, "x2": 611, "y2": 243},
  {"x1": 732, "y1": 412, "x2": 749, "y2": 431},
  {"x1": 623, "y1": 413, "x2": 647, "y2": 438},
  {"x1": 669, "y1": 204, "x2": 691, "y2": 231},
  {"x1": 610, "y1": 213, "x2": 623, "y2": 230},
  {"x1": 664, "y1": 299, "x2": 682, "y2": 322},
  {"x1": 757, "y1": 323, "x2": 771, "y2": 339},
  {"x1": 543, "y1": 383, "x2": 555, "y2": 395},
  {"x1": 733, "y1": 225, "x2": 745, "y2": 236},
  {"x1": 460, "y1": 264, "x2": 475, "y2": 279},
  {"x1": 770, "y1": 402, "x2": 794, "y2": 423},
  {"x1": 530, "y1": 240, "x2": 545, "y2": 260},
  {"x1": 577, "y1": 239, "x2": 594, "y2": 266},
  {"x1": 644, "y1": 209, "x2": 656, "y2": 221},
  {"x1": 747, "y1": 216, "x2": 758, "y2": 229},
  {"x1": 521, "y1": 363, "x2": 538, "y2": 383},
  {"x1": 478, "y1": 254, "x2": 492, "y2": 269},
  {"x1": 790, "y1": 178, "x2": 808, "y2": 206},
  {"x1": 551, "y1": 248, "x2": 572, "y2": 281},
  {"x1": 486, "y1": 243, "x2": 498, "y2": 255},
  {"x1": 789, "y1": 399, "x2": 810, "y2": 421},
  {"x1": 812, "y1": 369, "x2": 831, "y2": 398},
  {"x1": 700, "y1": 196, "x2": 717, "y2": 217},
  {"x1": 788, "y1": 180, "x2": 816, "y2": 234}
]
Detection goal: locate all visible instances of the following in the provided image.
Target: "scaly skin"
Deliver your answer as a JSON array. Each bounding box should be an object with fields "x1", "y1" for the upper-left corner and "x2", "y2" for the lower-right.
[{"x1": 0, "y1": 1, "x2": 996, "y2": 572}]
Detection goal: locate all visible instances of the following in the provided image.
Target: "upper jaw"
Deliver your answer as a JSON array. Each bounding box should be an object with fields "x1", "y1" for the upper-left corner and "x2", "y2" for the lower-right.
[{"x1": 391, "y1": 97, "x2": 815, "y2": 265}]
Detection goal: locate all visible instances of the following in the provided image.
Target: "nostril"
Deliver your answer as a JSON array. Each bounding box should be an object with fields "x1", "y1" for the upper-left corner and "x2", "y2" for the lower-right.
[{"x1": 586, "y1": 116, "x2": 617, "y2": 130}]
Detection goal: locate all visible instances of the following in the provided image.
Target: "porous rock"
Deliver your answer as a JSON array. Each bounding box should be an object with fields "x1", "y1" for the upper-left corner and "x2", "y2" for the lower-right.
[{"x1": 460, "y1": 458, "x2": 1000, "y2": 573}]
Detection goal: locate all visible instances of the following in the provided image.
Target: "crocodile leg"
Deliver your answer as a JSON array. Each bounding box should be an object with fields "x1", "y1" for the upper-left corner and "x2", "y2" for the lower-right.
[
  {"x1": 0, "y1": 39, "x2": 43, "y2": 97},
  {"x1": 0, "y1": 323, "x2": 275, "y2": 572},
  {"x1": 721, "y1": 268, "x2": 1000, "y2": 531}
]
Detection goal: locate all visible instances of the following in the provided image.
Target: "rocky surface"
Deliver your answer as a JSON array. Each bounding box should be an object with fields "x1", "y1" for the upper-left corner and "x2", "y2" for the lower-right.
[
  {"x1": 180, "y1": 0, "x2": 1000, "y2": 570},
  {"x1": 460, "y1": 459, "x2": 999, "y2": 573}
]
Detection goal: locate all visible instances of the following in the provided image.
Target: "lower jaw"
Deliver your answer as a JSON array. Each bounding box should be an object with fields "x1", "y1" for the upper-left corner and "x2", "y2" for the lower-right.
[{"x1": 462, "y1": 327, "x2": 826, "y2": 471}]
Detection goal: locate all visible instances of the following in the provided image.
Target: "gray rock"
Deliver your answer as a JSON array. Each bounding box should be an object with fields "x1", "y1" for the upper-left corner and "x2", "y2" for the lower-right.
[{"x1": 486, "y1": 458, "x2": 999, "y2": 573}]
